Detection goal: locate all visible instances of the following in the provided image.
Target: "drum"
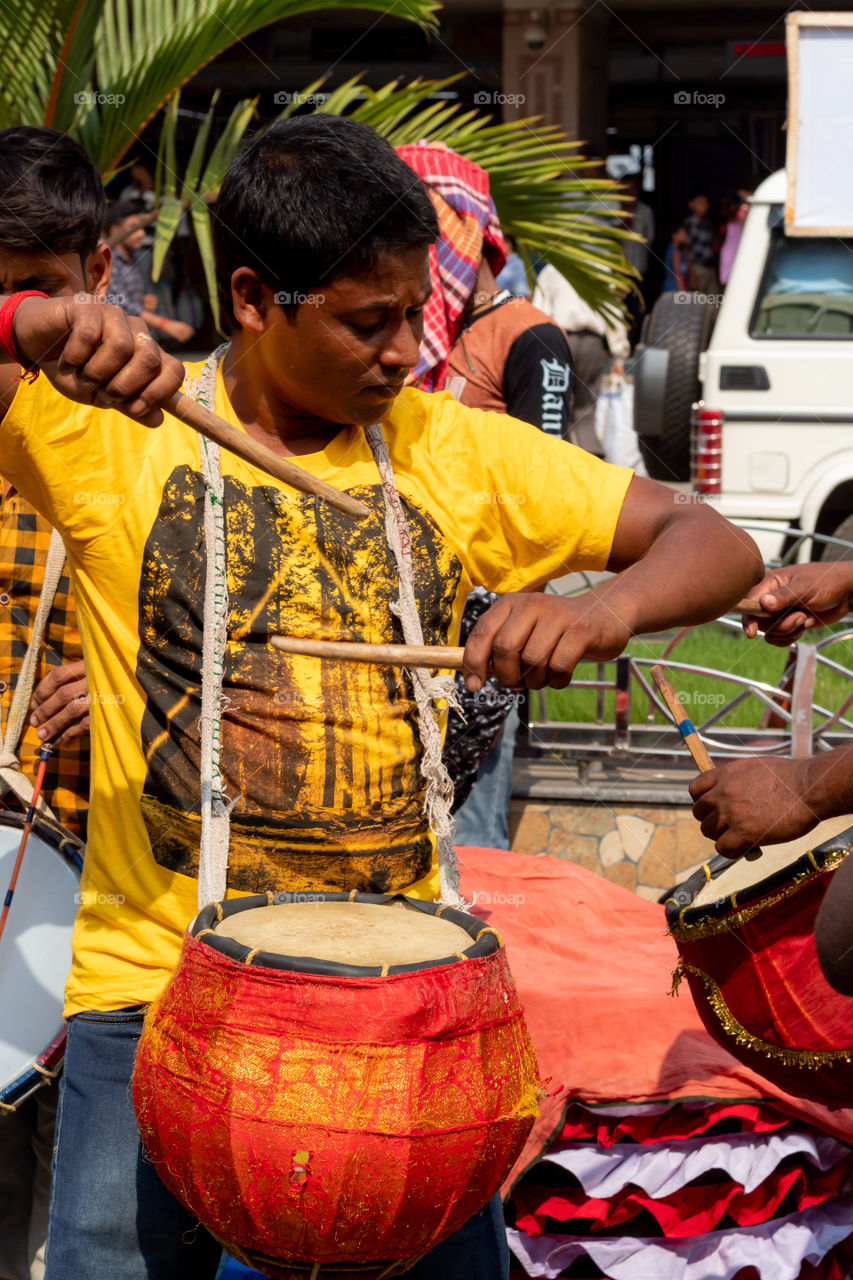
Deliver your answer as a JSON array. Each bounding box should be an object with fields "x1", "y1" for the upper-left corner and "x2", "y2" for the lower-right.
[
  {"x1": 665, "y1": 824, "x2": 853, "y2": 1107},
  {"x1": 134, "y1": 891, "x2": 541, "y2": 1279},
  {"x1": 0, "y1": 811, "x2": 83, "y2": 1110}
]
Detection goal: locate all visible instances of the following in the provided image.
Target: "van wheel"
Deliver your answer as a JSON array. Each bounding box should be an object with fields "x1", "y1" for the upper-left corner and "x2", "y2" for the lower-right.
[
  {"x1": 637, "y1": 293, "x2": 719, "y2": 481},
  {"x1": 822, "y1": 515, "x2": 853, "y2": 561}
]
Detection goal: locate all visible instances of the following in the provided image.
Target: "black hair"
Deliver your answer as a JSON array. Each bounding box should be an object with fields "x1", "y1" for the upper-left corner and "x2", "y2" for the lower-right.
[
  {"x1": 213, "y1": 115, "x2": 439, "y2": 321},
  {"x1": 687, "y1": 187, "x2": 709, "y2": 203},
  {"x1": 0, "y1": 126, "x2": 105, "y2": 259},
  {"x1": 104, "y1": 196, "x2": 144, "y2": 235}
]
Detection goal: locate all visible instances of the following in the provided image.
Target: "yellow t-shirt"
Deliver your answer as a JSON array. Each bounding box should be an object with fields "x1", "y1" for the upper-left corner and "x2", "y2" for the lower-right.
[{"x1": 2, "y1": 362, "x2": 632, "y2": 1016}]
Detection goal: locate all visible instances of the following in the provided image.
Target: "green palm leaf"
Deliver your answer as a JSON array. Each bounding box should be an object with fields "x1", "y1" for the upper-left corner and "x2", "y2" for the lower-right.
[{"x1": 0, "y1": 0, "x2": 439, "y2": 174}]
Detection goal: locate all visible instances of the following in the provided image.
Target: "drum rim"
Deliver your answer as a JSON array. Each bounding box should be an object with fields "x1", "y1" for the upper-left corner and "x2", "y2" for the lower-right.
[
  {"x1": 0, "y1": 807, "x2": 84, "y2": 874},
  {"x1": 663, "y1": 825, "x2": 853, "y2": 935},
  {"x1": 192, "y1": 891, "x2": 501, "y2": 976}
]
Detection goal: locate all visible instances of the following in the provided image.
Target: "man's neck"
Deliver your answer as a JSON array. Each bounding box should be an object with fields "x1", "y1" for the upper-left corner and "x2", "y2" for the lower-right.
[{"x1": 221, "y1": 335, "x2": 344, "y2": 458}]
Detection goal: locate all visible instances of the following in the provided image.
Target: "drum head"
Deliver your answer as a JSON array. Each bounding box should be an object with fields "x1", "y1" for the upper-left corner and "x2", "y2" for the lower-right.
[
  {"x1": 0, "y1": 815, "x2": 80, "y2": 1099},
  {"x1": 215, "y1": 901, "x2": 473, "y2": 968},
  {"x1": 194, "y1": 892, "x2": 499, "y2": 977},
  {"x1": 691, "y1": 815, "x2": 853, "y2": 908}
]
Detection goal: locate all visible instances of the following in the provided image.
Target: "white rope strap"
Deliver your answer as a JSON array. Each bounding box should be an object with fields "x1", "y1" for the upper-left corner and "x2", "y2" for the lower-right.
[
  {"x1": 364, "y1": 423, "x2": 464, "y2": 907},
  {"x1": 195, "y1": 346, "x2": 233, "y2": 908},
  {"x1": 0, "y1": 525, "x2": 66, "y2": 823}
]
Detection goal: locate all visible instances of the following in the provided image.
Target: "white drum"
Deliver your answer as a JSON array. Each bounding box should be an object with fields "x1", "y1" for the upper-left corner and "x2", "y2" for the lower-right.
[{"x1": 0, "y1": 812, "x2": 82, "y2": 1109}]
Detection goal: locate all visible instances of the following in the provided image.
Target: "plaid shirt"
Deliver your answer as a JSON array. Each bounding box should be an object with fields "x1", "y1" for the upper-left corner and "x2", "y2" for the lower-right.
[{"x1": 0, "y1": 485, "x2": 89, "y2": 837}]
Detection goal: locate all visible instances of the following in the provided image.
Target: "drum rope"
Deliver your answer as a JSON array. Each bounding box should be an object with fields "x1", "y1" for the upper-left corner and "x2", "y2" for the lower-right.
[
  {"x1": 0, "y1": 525, "x2": 71, "y2": 834},
  {"x1": 191, "y1": 348, "x2": 463, "y2": 908},
  {"x1": 364, "y1": 424, "x2": 463, "y2": 907},
  {"x1": 194, "y1": 346, "x2": 234, "y2": 908}
]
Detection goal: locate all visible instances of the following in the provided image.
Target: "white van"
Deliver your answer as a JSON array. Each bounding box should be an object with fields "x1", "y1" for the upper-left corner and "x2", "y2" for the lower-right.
[{"x1": 634, "y1": 169, "x2": 853, "y2": 563}]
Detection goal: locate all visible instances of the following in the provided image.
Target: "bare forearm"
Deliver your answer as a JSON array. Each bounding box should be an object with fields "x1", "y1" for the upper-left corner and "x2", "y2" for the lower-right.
[
  {"x1": 602, "y1": 503, "x2": 762, "y2": 636},
  {"x1": 802, "y1": 745, "x2": 853, "y2": 825}
]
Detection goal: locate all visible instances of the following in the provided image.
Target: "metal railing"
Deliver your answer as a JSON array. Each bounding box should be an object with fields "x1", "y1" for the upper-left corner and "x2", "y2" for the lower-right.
[{"x1": 522, "y1": 529, "x2": 853, "y2": 768}]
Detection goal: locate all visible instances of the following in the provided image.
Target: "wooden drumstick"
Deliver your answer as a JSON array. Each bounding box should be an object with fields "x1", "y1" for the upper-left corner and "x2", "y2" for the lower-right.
[
  {"x1": 0, "y1": 743, "x2": 53, "y2": 949},
  {"x1": 651, "y1": 664, "x2": 761, "y2": 862},
  {"x1": 735, "y1": 596, "x2": 801, "y2": 621},
  {"x1": 271, "y1": 635, "x2": 469, "y2": 670},
  {"x1": 165, "y1": 392, "x2": 369, "y2": 520}
]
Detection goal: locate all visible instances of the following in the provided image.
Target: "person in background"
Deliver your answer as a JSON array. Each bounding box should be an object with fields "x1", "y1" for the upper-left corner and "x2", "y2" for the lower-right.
[
  {"x1": 400, "y1": 141, "x2": 573, "y2": 850},
  {"x1": 495, "y1": 234, "x2": 530, "y2": 298},
  {"x1": 104, "y1": 200, "x2": 195, "y2": 347},
  {"x1": 533, "y1": 262, "x2": 629, "y2": 459},
  {"x1": 719, "y1": 189, "x2": 752, "y2": 286},
  {"x1": 0, "y1": 124, "x2": 103, "y2": 1280},
  {"x1": 618, "y1": 173, "x2": 654, "y2": 343},
  {"x1": 682, "y1": 190, "x2": 717, "y2": 295},
  {"x1": 661, "y1": 225, "x2": 694, "y2": 294},
  {"x1": 620, "y1": 173, "x2": 655, "y2": 279}
]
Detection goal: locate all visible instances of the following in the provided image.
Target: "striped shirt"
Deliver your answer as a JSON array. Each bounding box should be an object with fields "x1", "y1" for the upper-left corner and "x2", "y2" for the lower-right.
[{"x1": 0, "y1": 485, "x2": 89, "y2": 837}]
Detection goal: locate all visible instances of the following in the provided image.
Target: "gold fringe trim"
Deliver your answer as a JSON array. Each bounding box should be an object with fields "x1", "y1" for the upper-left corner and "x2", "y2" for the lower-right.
[
  {"x1": 681, "y1": 962, "x2": 853, "y2": 1069},
  {"x1": 673, "y1": 846, "x2": 850, "y2": 941}
]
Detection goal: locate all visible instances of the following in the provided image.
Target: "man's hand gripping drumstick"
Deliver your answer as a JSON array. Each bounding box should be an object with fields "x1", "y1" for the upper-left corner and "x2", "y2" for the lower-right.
[{"x1": 1, "y1": 294, "x2": 367, "y2": 519}]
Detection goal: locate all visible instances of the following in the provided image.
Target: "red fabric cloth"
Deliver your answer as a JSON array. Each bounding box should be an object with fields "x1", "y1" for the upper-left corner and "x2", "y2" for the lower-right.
[
  {"x1": 512, "y1": 1159, "x2": 851, "y2": 1238},
  {"x1": 559, "y1": 1101, "x2": 791, "y2": 1148},
  {"x1": 452, "y1": 848, "x2": 853, "y2": 1188},
  {"x1": 676, "y1": 863, "x2": 853, "y2": 1107},
  {"x1": 134, "y1": 926, "x2": 540, "y2": 1275}
]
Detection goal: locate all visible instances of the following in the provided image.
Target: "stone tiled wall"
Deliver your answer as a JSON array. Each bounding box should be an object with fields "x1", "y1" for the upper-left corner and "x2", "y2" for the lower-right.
[{"x1": 507, "y1": 799, "x2": 716, "y2": 901}]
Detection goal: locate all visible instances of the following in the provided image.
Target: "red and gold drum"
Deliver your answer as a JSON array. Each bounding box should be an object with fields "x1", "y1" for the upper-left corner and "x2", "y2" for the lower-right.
[
  {"x1": 665, "y1": 826, "x2": 853, "y2": 1107},
  {"x1": 133, "y1": 891, "x2": 540, "y2": 1278}
]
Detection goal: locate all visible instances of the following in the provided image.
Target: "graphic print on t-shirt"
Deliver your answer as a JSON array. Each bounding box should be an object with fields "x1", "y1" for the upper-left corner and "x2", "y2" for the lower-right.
[{"x1": 135, "y1": 466, "x2": 462, "y2": 894}]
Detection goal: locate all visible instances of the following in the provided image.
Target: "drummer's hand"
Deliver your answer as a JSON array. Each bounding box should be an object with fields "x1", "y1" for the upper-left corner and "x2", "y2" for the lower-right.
[
  {"x1": 463, "y1": 592, "x2": 630, "y2": 692},
  {"x1": 30, "y1": 660, "x2": 90, "y2": 745},
  {"x1": 11, "y1": 294, "x2": 184, "y2": 426},
  {"x1": 742, "y1": 563, "x2": 853, "y2": 646},
  {"x1": 688, "y1": 757, "x2": 819, "y2": 858}
]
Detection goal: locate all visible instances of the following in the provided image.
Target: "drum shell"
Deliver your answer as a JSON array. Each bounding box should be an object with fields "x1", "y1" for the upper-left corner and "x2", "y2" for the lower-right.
[
  {"x1": 667, "y1": 846, "x2": 853, "y2": 1107},
  {"x1": 133, "y1": 918, "x2": 539, "y2": 1275}
]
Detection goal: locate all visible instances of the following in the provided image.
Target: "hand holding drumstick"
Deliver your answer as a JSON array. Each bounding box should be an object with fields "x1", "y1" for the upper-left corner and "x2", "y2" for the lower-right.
[{"x1": 651, "y1": 665, "x2": 762, "y2": 862}]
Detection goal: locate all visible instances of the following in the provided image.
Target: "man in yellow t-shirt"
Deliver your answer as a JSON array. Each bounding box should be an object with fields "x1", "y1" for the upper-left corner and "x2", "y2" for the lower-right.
[{"x1": 0, "y1": 116, "x2": 762, "y2": 1280}]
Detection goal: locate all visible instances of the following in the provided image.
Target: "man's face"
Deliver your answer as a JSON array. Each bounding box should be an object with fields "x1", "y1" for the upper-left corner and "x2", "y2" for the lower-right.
[
  {"x1": 689, "y1": 195, "x2": 710, "y2": 218},
  {"x1": 0, "y1": 246, "x2": 108, "y2": 298},
  {"x1": 120, "y1": 218, "x2": 146, "y2": 253},
  {"x1": 253, "y1": 246, "x2": 431, "y2": 428}
]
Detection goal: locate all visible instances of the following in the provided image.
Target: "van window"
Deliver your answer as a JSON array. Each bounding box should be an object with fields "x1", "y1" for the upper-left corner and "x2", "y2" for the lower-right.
[{"x1": 751, "y1": 233, "x2": 853, "y2": 339}]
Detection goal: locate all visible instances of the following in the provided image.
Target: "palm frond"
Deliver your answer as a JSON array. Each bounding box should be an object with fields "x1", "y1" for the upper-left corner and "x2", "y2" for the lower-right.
[
  {"x1": 72, "y1": 0, "x2": 440, "y2": 173},
  {"x1": 0, "y1": 0, "x2": 439, "y2": 173},
  {"x1": 0, "y1": 0, "x2": 86, "y2": 127}
]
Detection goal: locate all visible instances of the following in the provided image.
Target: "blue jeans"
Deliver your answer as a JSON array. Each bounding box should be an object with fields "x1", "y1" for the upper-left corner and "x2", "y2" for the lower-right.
[
  {"x1": 46, "y1": 1009, "x2": 508, "y2": 1280},
  {"x1": 453, "y1": 700, "x2": 519, "y2": 851}
]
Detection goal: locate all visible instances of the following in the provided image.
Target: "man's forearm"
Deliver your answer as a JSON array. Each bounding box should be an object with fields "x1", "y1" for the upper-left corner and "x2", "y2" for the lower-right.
[
  {"x1": 600, "y1": 503, "x2": 763, "y2": 636},
  {"x1": 803, "y1": 744, "x2": 853, "y2": 825}
]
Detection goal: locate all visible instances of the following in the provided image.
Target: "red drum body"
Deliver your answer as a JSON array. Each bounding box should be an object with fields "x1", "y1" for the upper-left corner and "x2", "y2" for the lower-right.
[
  {"x1": 665, "y1": 828, "x2": 853, "y2": 1107},
  {"x1": 133, "y1": 892, "x2": 540, "y2": 1279}
]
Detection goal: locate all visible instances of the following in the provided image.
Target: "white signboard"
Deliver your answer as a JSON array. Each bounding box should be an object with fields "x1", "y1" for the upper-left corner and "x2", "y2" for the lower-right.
[{"x1": 786, "y1": 12, "x2": 853, "y2": 236}]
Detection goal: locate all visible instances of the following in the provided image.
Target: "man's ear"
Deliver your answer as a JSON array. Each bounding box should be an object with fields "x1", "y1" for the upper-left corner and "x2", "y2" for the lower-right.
[
  {"x1": 230, "y1": 268, "x2": 276, "y2": 334},
  {"x1": 85, "y1": 242, "x2": 112, "y2": 299}
]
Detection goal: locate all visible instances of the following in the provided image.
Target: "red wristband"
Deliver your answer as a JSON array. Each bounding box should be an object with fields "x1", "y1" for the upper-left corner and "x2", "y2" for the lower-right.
[{"x1": 0, "y1": 290, "x2": 50, "y2": 378}]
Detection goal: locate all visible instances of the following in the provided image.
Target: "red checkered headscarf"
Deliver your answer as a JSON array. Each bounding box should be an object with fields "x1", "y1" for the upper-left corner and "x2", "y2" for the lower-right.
[{"x1": 397, "y1": 142, "x2": 507, "y2": 392}]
